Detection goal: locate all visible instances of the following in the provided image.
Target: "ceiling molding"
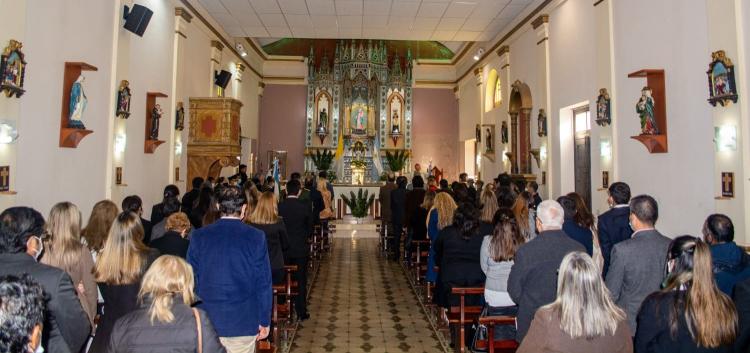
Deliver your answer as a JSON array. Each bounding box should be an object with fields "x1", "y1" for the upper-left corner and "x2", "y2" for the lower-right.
[
  {"x1": 178, "y1": 0, "x2": 263, "y2": 79},
  {"x1": 455, "y1": 0, "x2": 554, "y2": 85}
]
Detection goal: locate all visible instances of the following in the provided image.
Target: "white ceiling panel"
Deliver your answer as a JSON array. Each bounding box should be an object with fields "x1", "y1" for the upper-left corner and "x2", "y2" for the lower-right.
[
  {"x1": 278, "y1": 0, "x2": 310, "y2": 15},
  {"x1": 339, "y1": 26, "x2": 363, "y2": 37},
  {"x1": 210, "y1": 12, "x2": 241, "y2": 26},
  {"x1": 461, "y1": 17, "x2": 492, "y2": 31},
  {"x1": 338, "y1": 15, "x2": 363, "y2": 27},
  {"x1": 199, "y1": 0, "x2": 228, "y2": 14},
  {"x1": 336, "y1": 0, "x2": 364, "y2": 15},
  {"x1": 307, "y1": 0, "x2": 336, "y2": 14},
  {"x1": 444, "y1": 1, "x2": 476, "y2": 18},
  {"x1": 431, "y1": 30, "x2": 457, "y2": 40},
  {"x1": 260, "y1": 13, "x2": 287, "y2": 26},
  {"x1": 363, "y1": 0, "x2": 392, "y2": 16},
  {"x1": 437, "y1": 17, "x2": 465, "y2": 31},
  {"x1": 388, "y1": 16, "x2": 414, "y2": 29},
  {"x1": 390, "y1": 1, "x2": 420, "y2": 17},
  {"x1": 223, "y1": 25, "x2": 247, "y2": 37},
  {"x1": 363, "y1": 15, "x2": 389, "y2": 28},
  {"x1": 362, "y1": 27, "x2": 389, "y2": 38},
  {"x1": 311, "y1": 15, "x2": 339, "y2": 28},
  {"x1": 285, "y1": 14, "x2": 313, "y2": 26},
  {"x1": 267, "y1": 26, "x2": 294, "y2": 37},
  {"x1": 243, "y1": 26, "x2": 270, "y2": 36},
  {"x1": 453, "y1": 31, "x2": 480, "y2": 41},
  {"x1": 249, "y1": 0, "x2": 282, "y2": 14},
  {"x1": 417, "y1": 2, "x2": 448, "y2": 17},
  {"x1": 412, "y1": 17, "x2": 439, "y2": 30},
  {"x1": 290, "y1": 25, "x2": 315, "y2": 36}
]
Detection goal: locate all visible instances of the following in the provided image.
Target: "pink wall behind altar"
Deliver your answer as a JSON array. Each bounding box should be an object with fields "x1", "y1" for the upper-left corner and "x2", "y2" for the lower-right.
[
  {"x1": 258, "y1": 84, "x2": 308, "y2": 176},
  {"x1": 412, "y1": 88, "x2": 460, "y2": 180}
]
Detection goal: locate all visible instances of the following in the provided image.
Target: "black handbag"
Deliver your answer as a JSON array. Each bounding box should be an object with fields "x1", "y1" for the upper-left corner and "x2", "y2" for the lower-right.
[{"x1": 470, "y1": 306, "x2": 489, "y2": 353}]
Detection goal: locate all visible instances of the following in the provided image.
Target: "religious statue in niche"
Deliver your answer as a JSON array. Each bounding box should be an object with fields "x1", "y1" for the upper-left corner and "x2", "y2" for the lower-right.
[
  {"x1": 0, "y1": 40, "x2": 26, "y2": 98},
  {"x1": 636, "y1": 86, "x2": 658, "y2": 135},
  {"x1": 475, "y1": 124, "x2": 481, "y2": 142},
  {"x1": 149, "y1": 104, "x2": 163, "y2": 140},
  {"x1": 391, "y1": 110, "x2": 401, "y2": 134},
  {"x1": 352, "y1": 107, "x2": 367, "y2": 134},
  {"x1": 68, "y1": 75, "x2": 88, "y2": 129},
  {"x1": 115, "y1": 80, "x2": 131, "y2": 119},
  {"x1": 317, "y1": 108, "x2": 328, "y2": 133},
  {"x1": 537, "y1": 109, "x2": 547, "y2": 137},
  {"x1": 484, "y1": 125, "x2": 494, "y2": 153},
  {"x1": 596, "y1": 88, "x2": 611, "y2": 126},
  {"x1": 707, "y1": 50, "x2": 738, "y2": 107},
  {"x1": 501, "y1": 121, "x2": 509, "y2": 144},
  {"x1": 175, "y1": 102, "x2": 185, "y2": 131}
]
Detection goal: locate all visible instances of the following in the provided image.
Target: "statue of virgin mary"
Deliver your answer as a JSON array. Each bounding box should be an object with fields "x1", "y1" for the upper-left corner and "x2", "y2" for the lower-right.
[{"x1": 68, "y1": 75, "x2": 87, "y2": 129}]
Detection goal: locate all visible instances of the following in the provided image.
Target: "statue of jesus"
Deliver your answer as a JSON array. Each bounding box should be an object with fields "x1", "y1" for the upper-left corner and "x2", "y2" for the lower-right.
[{"x1": 391, "y1": 110, "x2": 400, "y2": 133}]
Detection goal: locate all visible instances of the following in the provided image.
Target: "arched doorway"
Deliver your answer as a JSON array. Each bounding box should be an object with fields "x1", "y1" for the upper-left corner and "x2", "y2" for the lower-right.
[{"x1": 508, "y1": 80, "x2": 533, "y2": 174}]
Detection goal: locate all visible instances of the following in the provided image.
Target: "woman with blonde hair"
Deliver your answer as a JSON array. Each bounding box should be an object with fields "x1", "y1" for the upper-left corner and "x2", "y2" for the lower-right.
[
  {"x1": 512, "y1": 191, "x2": 537, "y2": 240},
  {"x1": 425, "y1": 192, "x2": 457, "y2": 284},
  {"x1": 478, "y1": 187, "x2": 499, "y2": 235},
  {"x1": 317, "y1": 179, "x2": 334, "y2": 220},
  {"x1": 635, "y1": 236, "x2": 737, "y2": 353},
  {"x1": 106, "y1": 256, "x2": 226, "y2": 353},
  {"x1": 90, "y1": 212, "x2": 160, "y2": 352},
  {"x1": 41, "y1": 202, "x2": 98, "y2": 327},
  {"x1": 150, "y1": 212, "x2": 191, "y2": 258},
  {"x1": 81, "y1": 200, "x2": 119, "y2": 257},
  {"x1": 518, "y1": 252, "x2": 632, "y2": 353},
  {"x1": 247, "y1": 191, "x2": 289, "y2": 285}
]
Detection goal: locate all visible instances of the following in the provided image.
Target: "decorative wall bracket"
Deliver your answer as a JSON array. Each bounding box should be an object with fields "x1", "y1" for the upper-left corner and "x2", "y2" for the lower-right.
[
  {"x1": 628, "y1": 69, "x2": 668, "y2": 153},
  {"x1": 144, "y1": 92, "x2": 168, "y2": 154},
  {"x1": 317, "y1": 128, "x2": 328, "y2": 144},
  {"x1": 529, "y1": 148, "x2": 541, "y2": 168},
  {"x1": 59, "y1": 62, "x2": 97, "y2": 148},
  {"x1": 390, "y1": 132, "x2": 401, "y2": 146}
]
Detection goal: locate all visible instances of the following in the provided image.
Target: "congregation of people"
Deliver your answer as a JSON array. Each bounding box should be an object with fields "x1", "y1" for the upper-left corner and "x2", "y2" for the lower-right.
[
  {"x1": 0, "y1": 165, "x2": 338, "y2": 353},
  {"x1": 380, "y1": 170, "x2": 750, "y2": 353},
  {"x1": 1, "y1": 164, "x2": 750, "y2": 353}
]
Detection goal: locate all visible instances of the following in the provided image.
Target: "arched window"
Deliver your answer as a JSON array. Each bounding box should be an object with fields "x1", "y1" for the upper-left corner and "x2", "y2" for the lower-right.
[{"x1": 494, "y1": 78, "x2": 502, "y2": 108}]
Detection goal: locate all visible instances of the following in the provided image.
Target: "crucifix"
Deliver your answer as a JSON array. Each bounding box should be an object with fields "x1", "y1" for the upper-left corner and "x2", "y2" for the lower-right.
[
  {"x1": 721, "y1": 172, "x2": 734, "y2": 198},
  {"x1": 0, "y1": 166, "x2": 9, "y2": 191}
]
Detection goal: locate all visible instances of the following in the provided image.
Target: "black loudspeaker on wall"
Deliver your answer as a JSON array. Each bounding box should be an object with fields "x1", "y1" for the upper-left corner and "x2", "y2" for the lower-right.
[
  {"x1": 214, "y1": 70, "x2": 232, "y2": 89},
  {"x1": 123, "y1": 4, "x2": 153, "y2": 37}
]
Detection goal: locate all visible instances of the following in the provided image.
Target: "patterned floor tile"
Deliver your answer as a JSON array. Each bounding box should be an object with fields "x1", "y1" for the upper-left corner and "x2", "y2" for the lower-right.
[{"x1": 289, "y1": 238, "x2": 446, "y2": 353}]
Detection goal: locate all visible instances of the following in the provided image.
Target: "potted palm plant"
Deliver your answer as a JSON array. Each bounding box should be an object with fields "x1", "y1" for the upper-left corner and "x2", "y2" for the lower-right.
[
  {"x1": 385, "y1": 150, "x2": 409, "y2": 175},
  {"x1": 340, "y1": 188, "x2": 375, "y2": 223}
]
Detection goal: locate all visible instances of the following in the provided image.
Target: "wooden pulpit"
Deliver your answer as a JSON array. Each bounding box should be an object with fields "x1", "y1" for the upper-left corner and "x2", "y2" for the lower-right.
[{"x1": 187, "y1": 98, "x2": 243, "y2": 184}]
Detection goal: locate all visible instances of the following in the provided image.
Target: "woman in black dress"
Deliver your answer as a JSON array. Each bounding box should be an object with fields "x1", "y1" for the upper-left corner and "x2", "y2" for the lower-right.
[{"x1": 246, "y1": 191, "x2": 290, "y2": 285}]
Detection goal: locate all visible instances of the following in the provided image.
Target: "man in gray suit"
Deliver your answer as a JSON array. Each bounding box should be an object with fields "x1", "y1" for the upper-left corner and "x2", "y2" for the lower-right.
[
  {"x1": 508, "y1": 200, "x2": 585, "y2": 342},
  {"x1": 379, "y1": 173, "x2": 397, "y2": 238},
  {"x1": 605, "y1": 194, "x2": 671, "y2": 334}
]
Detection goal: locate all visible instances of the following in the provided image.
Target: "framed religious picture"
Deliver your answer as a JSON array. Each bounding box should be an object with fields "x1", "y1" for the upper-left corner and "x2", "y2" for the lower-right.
[
  {"x1": 602, "y1": 171, "x2": 609, "y2": 189},
  {"x1": 115, "y1": 167, "x2": 122, "y2": 185},
  {"x1": 596, "y1": 88, "x2": 611, "y2": 126},
  {"x1": 721, "y1": 172, "x2": 734, "y2": 198},
  {"x1": 541, "y1": 171, "x2": 546, "y2": 185},
  {"x1": 0, "y1": 40, "x2": 27, "y2": 98},
  {"x1": 175, "y1": 167, "x2": 180, "y2": 182},
  {"x1": 707, "y1": 50, "x2": 738, "y2": 107},
  {"x1": 482, "y1": 124, "x2": 495, "y2": 154},
  {"x1": 175, "y1": 102, "x2": 185, "y2": 131},
  {"x1": 0, "y1": 165, "x2": 10, "y2": 192},
  {"x1": 501, "y1": 121, "x2": 509, "y2": 144},
  {"x1": 537, "y1": 109, "x2": 547, "y2": 137},
  {"x1": 267, "y1": 150, "x2": 288, "y2": 180},
  {"x1": 115, "y1": 80, "x2": 131, "y2": 119}
]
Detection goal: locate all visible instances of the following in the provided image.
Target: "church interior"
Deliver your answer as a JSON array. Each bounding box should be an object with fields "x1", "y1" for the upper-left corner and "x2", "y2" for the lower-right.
[{"x1": 1, "y1": 0, "x2": 750, "y2": 353}]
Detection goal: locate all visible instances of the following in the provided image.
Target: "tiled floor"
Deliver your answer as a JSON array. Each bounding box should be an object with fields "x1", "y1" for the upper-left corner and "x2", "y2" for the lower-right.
[{"x1": 290, "y1": 237, "x2": 446, "y2": 353}]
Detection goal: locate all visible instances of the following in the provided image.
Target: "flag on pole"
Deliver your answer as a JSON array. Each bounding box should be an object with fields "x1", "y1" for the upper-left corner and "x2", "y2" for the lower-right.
[
  {"x1": 272, "y1": 157, "x2": 280, "y2": 199},
  {"x1": 372, "y1": 139, "x2": 383, "y2": 175}
]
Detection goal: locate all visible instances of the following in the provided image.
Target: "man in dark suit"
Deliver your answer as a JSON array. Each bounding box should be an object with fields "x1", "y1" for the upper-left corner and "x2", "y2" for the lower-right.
[
  {"x1": 187, "y1": 186, "x2": 272, "y2": 350},
  {"x1": 0, "y1": 207, "x2": 90, "y2": 353},
  {"x1": 508, "y1": 200, "x2": 585, "y2": 341},
  {"x1": 390, "y1": 176, "x2": 408, "y2": 261},
  {"x1": 181, "y1": 177, "x2": 204, "y2": 215},
  {"x1": 526, "y1": 181, "x2": 543, "y2": 210},
  {"x1": 598, "y1": 182, "x2": 634, "y2": 278},
  {"x1": 734, "y1": 277, "x2": 750, "y2": 352},
  {"x1": 151, "y1": 184, "x2": 180, "y2": 226},
  {"x1": 605, "y1": 194, "x2": 671, "y2": 334},
  {"x1": 379, "y1": 173, "x2": 397, "y2": 238},
  {"x1": 229, "y1": 164, "x2": 249, "y2": 186},
  {"x1": 122, "y1": 195, "x2": 153, "y2": 244},
  {"x1": 404, "y1": 175, "x2": 426, "y2": 260},
  {"x1": 278, "y1": 179, "x2": 312, "y2": 321}
]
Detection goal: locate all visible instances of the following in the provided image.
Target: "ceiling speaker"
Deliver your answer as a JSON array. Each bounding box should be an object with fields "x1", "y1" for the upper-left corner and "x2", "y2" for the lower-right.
[
  {"x1": 214, "y1": 70, "x2": 232, "y2": 89},
  {"x1": 123, "y1": 4, "x2": 153, "y2": 37}
]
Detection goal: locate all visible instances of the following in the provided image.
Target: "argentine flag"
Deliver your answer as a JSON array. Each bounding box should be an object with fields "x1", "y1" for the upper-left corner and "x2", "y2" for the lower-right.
[{"x1": 272, "y1": 157, "x2": 280, "y2": 199}]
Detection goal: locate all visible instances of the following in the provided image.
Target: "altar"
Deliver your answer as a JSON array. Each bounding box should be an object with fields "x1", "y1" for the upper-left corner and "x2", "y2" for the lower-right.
[{"x1": 303, "y1": 40, "x2": 414, "y2": 184}]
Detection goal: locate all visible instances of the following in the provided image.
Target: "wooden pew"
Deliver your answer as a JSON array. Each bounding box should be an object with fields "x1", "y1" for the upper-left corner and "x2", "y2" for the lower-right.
[
  {"x1": 411, "y1": 240, "x2": 430, "y2": 285},
  {"x1": 448, "y1": 287, "x2": 485, "y2": 353},
  {"x1": 271, "y1": 265, "x2": 299, "y2": 344},
  {"x1": 478, "y1": 316, "x2": 519, "y2": 353}
]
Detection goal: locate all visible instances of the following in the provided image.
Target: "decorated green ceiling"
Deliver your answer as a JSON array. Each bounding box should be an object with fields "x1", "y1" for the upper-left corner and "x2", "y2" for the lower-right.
[{"x1": 261, "y1": 39, "x2": 454, "y2": 61}]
